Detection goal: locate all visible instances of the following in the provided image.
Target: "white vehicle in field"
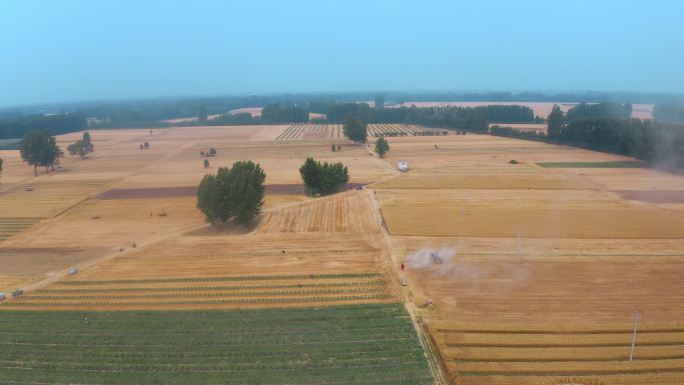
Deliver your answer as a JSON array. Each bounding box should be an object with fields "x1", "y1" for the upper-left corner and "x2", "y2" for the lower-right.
[
  {"x1": 397, "y1": 160, "x2": 409, "y2": 172},
  {"x1": 0, "y1": 292, "x2": 5, "y2": 301}
]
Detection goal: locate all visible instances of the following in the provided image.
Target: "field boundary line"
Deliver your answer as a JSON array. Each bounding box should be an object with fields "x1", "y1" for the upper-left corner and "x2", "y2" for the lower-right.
[{"x1": 365, "y1": 187, "x2": 448, "y2": 385}]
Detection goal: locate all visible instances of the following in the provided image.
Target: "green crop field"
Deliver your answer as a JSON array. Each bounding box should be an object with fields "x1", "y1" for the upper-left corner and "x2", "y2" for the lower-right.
[
  {"x1": 0, "y1": 303, "x2": 434, "y2": 385},
  {"x1": 536, "y1": 161, "x2": 647, "y2": 168}
]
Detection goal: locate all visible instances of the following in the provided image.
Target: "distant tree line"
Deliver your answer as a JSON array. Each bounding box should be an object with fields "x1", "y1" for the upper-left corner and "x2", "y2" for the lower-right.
[
  {"x1": 565, "y1": 102, "x2": 632, "y2": 122},
  {"x1": 653, "y1": 104, "x2": 684, "y2": 124},
  {"x1": 84, "y1": 96, "x2": 274, "y2": 128},
  {"x1": 328, "y1": 103, "x2": 539, "y2": 127},
  {"x1": 471, "y1": 105, "x2": 535, "y2": 123},
  {"x1": 4, "y1": 91, "x2": 684, "y2": 124},
  {"x1": 547, "y1": 104, "x2": 684, "y2": 169},
  {"x1": 260, "y1": 103, "x2": 309, "y2": 123},
  {"x1": 0, "y1": 113, "x2": 86, "y2": 140}
]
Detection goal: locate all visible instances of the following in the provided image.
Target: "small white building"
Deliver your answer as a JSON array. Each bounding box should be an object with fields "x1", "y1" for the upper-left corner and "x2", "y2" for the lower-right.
[{"x1": 397, "y1": 160, "x2": 409, "y2": 172}]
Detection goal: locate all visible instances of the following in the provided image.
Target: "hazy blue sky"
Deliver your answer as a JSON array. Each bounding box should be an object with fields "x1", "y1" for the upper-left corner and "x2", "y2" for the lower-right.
[{"x1": 1, "y1": 0, "x2": 683, "y2": 106}]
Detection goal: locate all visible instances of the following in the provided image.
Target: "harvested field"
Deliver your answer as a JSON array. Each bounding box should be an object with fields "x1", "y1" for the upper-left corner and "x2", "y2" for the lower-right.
[
  {"x1": 0, "y1": 304, "x2": 434, "y2": 384},
  {"x1": 0, "y1": 247, "x2": 101, "y2": 277},
  {"x1": 367, "y1": 124, "x2": 450, "y2": 137},
  {"x1": 430, "y1": 322, "x2": 684, "y2": 385},
  {"x1": 0, "y1": 218, "x2": 40, "y2": 241},
  {"x1": 256, "y1": 191, "x2": 377, "y2": 233},
  {"x1": 70, "y1": 232, "x2": 384, "y2": 282},
  {"x1": 2, "y1": 273, "x2": 392, "y2": 310},
  {"x1": 275, "y1": 124, "x2": 344, "y2": 140},
  {"x1": 1, "y1": 197, "x2": 205, "y2": 251},
  {"x1": 373, "y1": 166, "x2": 597, "y2": 190},
  {"x1": 0, "y1": 178, "x2": 112, "y2": 218},
  {"x1": 538, "y1": 161, "x2": 646, "y2": 168},
  {"x1": 0, "y1": 275, "x2": 36, "y2": 295},
  {"x1": 381, "y1": 205, "x2": 684, "y2": 238}
]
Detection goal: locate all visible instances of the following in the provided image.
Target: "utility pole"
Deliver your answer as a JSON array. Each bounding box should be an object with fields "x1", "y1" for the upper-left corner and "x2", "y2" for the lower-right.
[{"x1": 629, "y1": 311, "x2": 640, "y2": 361}]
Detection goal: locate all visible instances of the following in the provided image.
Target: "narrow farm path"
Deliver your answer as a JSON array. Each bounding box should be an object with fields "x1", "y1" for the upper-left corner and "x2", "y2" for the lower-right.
[{"x1": 365, "y1": 186, "x2": 448, "y2": 385}]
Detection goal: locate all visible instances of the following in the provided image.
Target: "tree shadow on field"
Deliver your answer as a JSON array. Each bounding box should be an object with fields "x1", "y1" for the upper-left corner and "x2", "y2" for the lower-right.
[{"x1": 187, "y1": 217, "x2": 262, "y2": 236}]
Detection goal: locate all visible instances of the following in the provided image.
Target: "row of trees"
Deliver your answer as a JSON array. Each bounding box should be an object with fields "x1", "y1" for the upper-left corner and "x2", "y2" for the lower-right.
[
  {"x1": 326, "y1": 103, "x2": 534, "y2": 125},
  {"x1": 653, "y1": 104, "x2": 684, "y2": 124},
  {"x1": 473, "y1": 105, "x2": 536, "y2": 123},
  {"x1": 0, "y1": 113, "x2": 87, "y2": 140},
  {"x1": 260, "y1": 103, "x2": 309, "y2": 123},
  {"x1": 547, "y1": 105, "x2": 684, "y2": 168},
  {"x1": 565, "y1": 102, "x2": 632, "y2": 122}
]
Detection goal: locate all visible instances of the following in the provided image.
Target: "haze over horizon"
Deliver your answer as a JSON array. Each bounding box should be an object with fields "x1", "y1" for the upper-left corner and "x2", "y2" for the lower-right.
[{"x1": 1, "y1": 0, "x2": 683, "y2": 107}]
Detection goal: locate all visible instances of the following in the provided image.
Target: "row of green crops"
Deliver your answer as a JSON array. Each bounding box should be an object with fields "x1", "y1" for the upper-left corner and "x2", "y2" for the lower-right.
[{"x1": 0, "y1": 303, "x2": 434, "y2": 385}]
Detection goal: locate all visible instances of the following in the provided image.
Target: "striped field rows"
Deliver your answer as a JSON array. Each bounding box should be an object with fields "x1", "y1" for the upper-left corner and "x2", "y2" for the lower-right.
[
  {"x1": 368, "y1": 124, "x2": 450, "y2": 137},
  {"x1": 275, "y1": 124, "x2": 343, "y2": 140},
  {"x1": 430, "y1": 323, "x2": 684, "y2": 385},
  {"x1": 0, "y1": 218, "x2": 40, "y2": 241},
  {"x1": 1, "y1": 273, "x2": 394, "y2": 310}
]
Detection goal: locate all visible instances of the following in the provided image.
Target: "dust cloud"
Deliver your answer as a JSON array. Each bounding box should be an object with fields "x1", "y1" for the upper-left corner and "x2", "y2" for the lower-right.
[{"x1": 404, "y1": 245, "x2": 530, "y2": 293}]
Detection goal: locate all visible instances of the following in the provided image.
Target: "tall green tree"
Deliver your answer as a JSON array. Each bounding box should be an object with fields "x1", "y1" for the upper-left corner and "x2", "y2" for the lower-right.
[
  {"x1": 343, "y1": 114, "x2": 368, "y2": 143},
  {"x1": 19, "y1": 130, "x2": 61, "y2": 176},
  {"x1": 0, "y1": 157, "x2": 3, "y2": 177},
  {"x1": 547, "y1": 104, "x2": 564, "y2": 140},
  {"x1": 197, "y1": 161, "x2": 266, "y2": 225},
  {"x1": 228, "y1": 161, "x2": 266, "y2": 223},
  {"x1": 67, "y1": 132, "x2": 95, "y2": 159},
  {"x1": 375, "y1": 136, "x2": 390, "y2": 158},
  {"x1": 299, "y1": 157, "x2": 349, "y2": 195},
  {"x1": 299, "y1": 157, "x2": 320, "y2": 192},
  {"x1": 374, "y1": 95, "x2": 385, "y2": 109}
]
